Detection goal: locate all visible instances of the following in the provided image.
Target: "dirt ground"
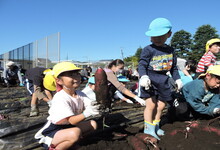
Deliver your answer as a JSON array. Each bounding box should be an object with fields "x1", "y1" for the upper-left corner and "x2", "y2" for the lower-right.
[
  {"x1": 1, "y1": 83, "x2": 220, "y2": 150},
  {"x1": 76, "y1": 118, "x2": 220, "y2": 150}
]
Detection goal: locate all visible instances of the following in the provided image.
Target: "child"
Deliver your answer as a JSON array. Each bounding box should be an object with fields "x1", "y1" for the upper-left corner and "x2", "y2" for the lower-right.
[
  {"x1": 82, "y1": 77, "x2": 96, "y2": 102},
  {"x1": 25, "y1": 67, "x2": 53, "y2": 117},
  {"x1": 182, "y1": 65, "x2": 220, "y2": 118},
  {"x1": 35, "y1": 62, "x2": 100, "y2": 150},
  {"x1": 138, "y1": 18, "x2": 182, "y2": 140},
  {"x1": 178, "y1": 60, "x2": 197, "y2": 85},
  {"x1": 196, "y1": 38, "x2": 220, "y2": 76},
  {"x1": 113, "y1": 75, "x2": 134, "y2": 104}
]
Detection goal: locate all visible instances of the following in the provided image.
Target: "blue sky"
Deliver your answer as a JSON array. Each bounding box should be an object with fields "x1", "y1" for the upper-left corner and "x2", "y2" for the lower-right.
[{"x1": 0, "y1": 0, "x2": 220, "y2": 62}]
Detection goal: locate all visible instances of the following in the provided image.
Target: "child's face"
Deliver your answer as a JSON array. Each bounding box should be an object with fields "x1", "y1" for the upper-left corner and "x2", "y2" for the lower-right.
[
  {"x1": 151, "y1": 32, "x2": 171, "y2": 47},
  {"x1": 58, "y1": 71, "x2": 81, "y2": 89},
  {"x1": 209, "y1": 43, "x2": 220, "y2": 54},
  {"x1": 89, "y1": 84, "x2": 95, "y2": 90},
  {"x1": 205, "y1": 74, "x2": 220, "y2": 89}
]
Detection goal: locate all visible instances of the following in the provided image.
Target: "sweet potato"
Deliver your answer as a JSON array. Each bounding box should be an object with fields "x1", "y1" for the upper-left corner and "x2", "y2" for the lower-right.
[
  {"x1": 127, "y1": 136, "x2": 148, "y2": 150},
  {"x1": 94, "y1": 68, "x2": 110, "y2": 110},
  {"x1": 202, "y1": 126, "x2": 220, "y2": 136},
  {"x1": 135, "y1": 133, "x2": 157, "y2": 144}
]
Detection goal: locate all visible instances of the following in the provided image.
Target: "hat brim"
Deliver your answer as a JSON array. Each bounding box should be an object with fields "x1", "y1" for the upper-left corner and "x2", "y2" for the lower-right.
[
  {"x1": 198, "y1": 73, "x2": 207, "y2": 79},
  {"x1": 58, "y1": 68, "x2": 82, "y2": 77},
  {"x1": 145, "y1": 28, "x2": 170, "y2": 37},
  {"x1": 118, "y1": 79, "x2": 130, "y2": 82}
]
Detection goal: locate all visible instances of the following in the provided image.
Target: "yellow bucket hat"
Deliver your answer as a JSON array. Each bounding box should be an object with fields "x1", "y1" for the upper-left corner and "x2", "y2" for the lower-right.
[
  {"x1": 43, "y1": 62, "x2": 82, "y2": 91},
  {"x1": 198, "y1": 65, "x2": 220, "y2": 78},
  {"x1": 205, "y1": 38, "x2": 220, "y2": 52}
]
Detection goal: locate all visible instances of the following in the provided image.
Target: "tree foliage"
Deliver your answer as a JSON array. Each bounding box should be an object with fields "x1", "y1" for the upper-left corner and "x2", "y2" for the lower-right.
[
  {"x1": 124, "y1": 47, "x2": 142, "y2": 68},
  {"x1": 189, "y1": 25, "x2": 219, "y2": 62},
  {"x1": 170, "y1": 30, "x2": 192, "y2": 59}
]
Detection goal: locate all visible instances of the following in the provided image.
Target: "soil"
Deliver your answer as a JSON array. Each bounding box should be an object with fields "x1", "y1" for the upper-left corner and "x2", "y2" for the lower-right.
[{"x1": 1, "y1": 83, "x2": 220, "y2": 150}]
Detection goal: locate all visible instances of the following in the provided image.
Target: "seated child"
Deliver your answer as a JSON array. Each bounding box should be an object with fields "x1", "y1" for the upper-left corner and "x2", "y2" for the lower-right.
[
  {"x1": 35, "y1": 62, "x2": 100, "y2": 150},
  {"x1": 178, "y1": 60, "x2": 196, "y2": 85},
  {"x1": 82, "y1": 77, "x2": 96, "y2": 102},
  {"x1": 182, "y1": 65, "x2": 220, "y2": 118}
]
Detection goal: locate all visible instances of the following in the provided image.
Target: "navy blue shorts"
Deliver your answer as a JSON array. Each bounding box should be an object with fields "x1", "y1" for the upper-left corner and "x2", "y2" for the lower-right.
[
  {"x1": 139, "y1": 73, "x2": 172, "y2": 101},
  {"x1": 41, "y1": 123, "x2": 76, "y2": 149}
]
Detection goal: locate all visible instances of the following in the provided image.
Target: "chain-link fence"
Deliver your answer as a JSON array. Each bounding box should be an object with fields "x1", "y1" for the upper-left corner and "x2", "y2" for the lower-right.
[{"x1": 0, "y1": 32, "x2": 60, "y2": 70}]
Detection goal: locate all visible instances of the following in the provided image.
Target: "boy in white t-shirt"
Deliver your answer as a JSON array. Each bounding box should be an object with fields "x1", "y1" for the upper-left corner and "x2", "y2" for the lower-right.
[{"x1": 35, "y1": 62, "x2": 100, "y2": 150}]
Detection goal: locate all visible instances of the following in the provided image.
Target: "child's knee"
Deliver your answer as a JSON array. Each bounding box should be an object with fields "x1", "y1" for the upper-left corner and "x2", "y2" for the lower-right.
[{"x1": 69, "y1": 128, "x2": 81, "y2": 142}]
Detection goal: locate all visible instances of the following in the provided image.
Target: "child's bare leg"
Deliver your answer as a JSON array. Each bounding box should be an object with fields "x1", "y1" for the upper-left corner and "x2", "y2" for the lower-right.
[
  {"x1": 30, "y1": 92, "x2": 39, "y2": 117},
  {"x1": 52, "y1": 127, "x2": 81, "y2": 150},
  {"x1": 77, "y1": 120, "x2": 97, "y2": 137},
  {"x1": 31, "y1": 92, "x2": 38, "y2": 105},
  {"x1": 153, "y1": 100, "x2": 166, "y2": 136},
  {"x1": 144, "y1": 96, "x2": 157, "y2": 123},
  {"x1": 154, "y1": 100, "x2": 166, "y2": 121},
  {"x1": 143, "y1": 96, "x2": 160, "y2": 140},
  {"x1": 44, "y1": 89, "x2": 53, "y2": 101},
  {"x1": 42, "y1": 90, "x2": 53, "y2": 107}
]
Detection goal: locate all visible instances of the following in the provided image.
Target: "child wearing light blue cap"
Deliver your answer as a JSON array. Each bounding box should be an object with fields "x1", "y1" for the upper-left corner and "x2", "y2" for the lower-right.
[
  {"x1": 138, "y1": 17, "x2": 182, "y2": 140},
  {"x1": 82, "y1": 77, "x2": 96, "y2": 102}
]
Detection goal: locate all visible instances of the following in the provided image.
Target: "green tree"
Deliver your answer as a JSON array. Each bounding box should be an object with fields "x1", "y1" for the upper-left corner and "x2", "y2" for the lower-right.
[
  {"x1": 134, "y1": 47, "x2": 142, "y2": 60},
  {"x1": 170, "y1": 30, "x2": 192, "y2": 59},
  {"x1": 189, "y1": 24, "x2": 219, "y2": 62},
  {"x1": 124, "y1": 47, "x2": 142, "y2": 68}
]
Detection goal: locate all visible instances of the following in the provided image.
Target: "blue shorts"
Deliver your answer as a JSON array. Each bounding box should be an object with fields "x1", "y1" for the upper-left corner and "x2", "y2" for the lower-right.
[
  {"x1": 139, "y1": 73, "x2": 172, "y2": 101},
  {"x1": 38, "y1": 122, "x2": 76, "y2": 149}
]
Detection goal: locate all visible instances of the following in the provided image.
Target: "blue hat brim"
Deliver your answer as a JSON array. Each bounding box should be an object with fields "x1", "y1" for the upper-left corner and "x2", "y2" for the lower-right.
[
  {"x1": 145, "y1": 28, "x2": 170, "y2": 37},
  {"x1": 88, "y1": 77, "x2": 95, "y2": 84},
  {"x1": 118, "y1": 78, "x2": 130, "y2": 82}
]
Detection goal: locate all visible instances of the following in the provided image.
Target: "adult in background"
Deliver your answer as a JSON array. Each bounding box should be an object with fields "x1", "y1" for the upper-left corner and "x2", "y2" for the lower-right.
[
  {"x1": 3, "y1": 61, "x2": 24, "y2": 87},
  {"x1": 104, "y1": 59, "x2": 146, "y2": 106}
]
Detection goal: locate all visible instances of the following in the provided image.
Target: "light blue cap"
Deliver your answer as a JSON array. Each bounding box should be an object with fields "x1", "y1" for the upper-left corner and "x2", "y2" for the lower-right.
[
  {"x1": 117, "y1": 75, "x2": 130, "y2": 82},
  {"x1": 88, "y1": 77, "x2": 95, "y2": 84},
  {"x1": 145, "y1": 18, "x2": 172, "y2": 37}
]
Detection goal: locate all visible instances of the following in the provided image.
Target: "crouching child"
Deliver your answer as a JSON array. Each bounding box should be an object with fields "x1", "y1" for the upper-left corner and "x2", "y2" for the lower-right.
[
  {"x1": 35, "y1": 62, "x2": 100, "y2": 150},
  {"x1": 182, "y1": 65, "x2": 220, "y2": 119}
]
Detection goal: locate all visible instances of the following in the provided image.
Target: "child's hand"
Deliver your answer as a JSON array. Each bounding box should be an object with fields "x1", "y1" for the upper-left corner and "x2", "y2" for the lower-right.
[
  {"x1": 125, "y1": 99, "x2": 133, "y2": 104},
  {"x1": 175, "y1": 79, "x2": 183, "y2": 91},
  {"x1": 213, "y1": 108, "x2": 220, "y2": 115},
  {"x1": 139, "y1": 75, "x2": 151, "y2": 90}
]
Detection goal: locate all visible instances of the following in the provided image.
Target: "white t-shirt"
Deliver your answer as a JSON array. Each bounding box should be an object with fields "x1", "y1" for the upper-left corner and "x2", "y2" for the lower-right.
[{"x1": 47, "y1": 90, "x2": 86, "y2": 125}]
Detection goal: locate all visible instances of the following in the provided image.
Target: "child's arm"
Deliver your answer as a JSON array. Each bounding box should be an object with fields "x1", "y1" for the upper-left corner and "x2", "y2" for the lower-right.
[
  {"x1": 67, "y1": 114, "x2": 86, "y2": 125},
  {"x1": 204, "y1": 54, "x2": 214, "y2": 67},
  {"x1": 138, "y1": 46, "x2": 152, "y2": 77},
  {"x1": 67, "y1": 103, "x2": 100, "y2": 125}
]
